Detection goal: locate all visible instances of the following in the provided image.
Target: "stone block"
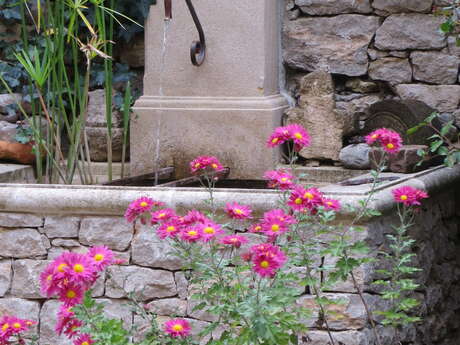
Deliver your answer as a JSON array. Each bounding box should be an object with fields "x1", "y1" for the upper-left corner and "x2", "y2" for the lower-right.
[
  {"x1": 0, "y1": 260, "x2": 11, "y2": 296},
  {"x1": 0, "y1": 228, "x2": 47, "y2": 258},
  {"x1": 146, "y1": 298, "x2": 187, "y2": 317},
  {"x1": 131, "y1": 224, "x2": 183, "y2": 270},
  {"x1": 85, "y1": 127, "x2": 125, "y2": 162},
  {"x1": 375, "y1": 14, "x2": 446, "y2": 50},
  {"x1": 79, "y1": 217, "x2": 133, "y2": 251},
  {"x1": 295, "y1": 0, "x2": 372, "y2": 15},
  {"x1": 283, "y1": 15, "x2": 380, "y2": 76},
  {"x1": 96, "y1": 298, "x2": 133, "y2": 329},
  {"x1": 39, "y1": 300, "x2": 73, "y2": 345},
  {"x1": 395, "y1": 84, "x2": 460, "y2": 112},
  {"x1": 43, "y1": 216, "x2": 80, "y2": 238},
  {"x1": 187, "y1": 298, "x2": 219, "y2": 322},
  {"x1": 175, "y1": 272, "x2": 189, "y2": 300},
  {"x1": 105, "y1": 266, "x2": 176, "y2": 301},
  {"x1": 372, "y1": 0, "x2": 433, "y2": 14},
  {"x1": 86, "y1": 89, "x2": 122, "y2": 128},
  {"x1": 339, "y1": 144, "x2": 371, "y2": 170},
  {"x1": 0, "y1": 298, "x2": 40, "y2": 334},
  {"x1": 368, "y1": 58, "x2": 412, "y2": 84},
  {"x1": 300, "y1": 330, "x2": 374, "y2": 345},
  {"x1": 51, "y1": 239, "x2": 80, "y2": 247},
  {"x1": 411, "y1": 51, "x2": 460, "y2": 85},
  {"x1": 11, "y1": 260, "x2": 50, "y2": 298},
  {"x1": 0, "y1": 213, "x2": 43, "y2": 228}
]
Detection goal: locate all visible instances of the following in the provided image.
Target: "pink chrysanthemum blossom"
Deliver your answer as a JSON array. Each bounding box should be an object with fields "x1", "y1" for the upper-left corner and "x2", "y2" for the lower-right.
[
  {"x1": 267, "y1": 126, "x2": 291, "y2": 148},
  {"x1": 250, "y1": 243, "x2": 287, "y2": 278},
  {"x1": 124, "y1": 197, "x2": 164, "y2": 223},
  {"x1": 287, "y1": 185, "x2": 323, "y2": 212},
  {"x1": 61, "y1": 318, "x2": 82, "y2": 338},
  {"x1": 248, "y1": 223, "x2": 263, "y2": 233},
  {"x1": 263, "y1": 169, "x2": 295, "y2": 190},
  {"x1": 225, "y1": 202, "x2": 252, "y2": 220},
  {"x1": 197, "y1": 221, "x2": 223, "y2": 242},
  {"x1": 0, "y1": 316, "x2": 34, "y2": 340},
  {"x1": 55, "y1": 307, "x2": 78, "y2": 336},
  {"x1": 182, "y1": 210, "x2": 209, "y2": 225},
  {"x1": 392, "y1": 186, "x2": 429, "y2": 206},
  {"x1": 150, "y1": 208, "x2": 177, "y2": 225},
  {"x1": 321, "y1": 198, "x2": 341, "y2": 211},
  {"x1": 285, "y1": 124, "x2": 311, "y2": 150},
  {"x1": 87, "y1": 246, "x2": 114, "y2": 271},
  {"x1": 261, "y1": 209, "x2": 296, "y2": 238},
  {"x1": 157, "y1": 220, "x2": 183, "y2": 239},
  {"x1": 365, "y1": 128, "x2": 403, "y2": 154},
  {"x1": 59, "y1": 283, "x2": 85, "y2": 307},
  {"x1": 164, "y1": 318, "x2": 191, "y2": 338},
  {"x1": 190, "y1": 156, "x2": 224, "y2": 173},
  {"x1": 40, "y1": 263, "x2": 58, "y2": 297},
  {"x1": 180, "y1": 227, "x2": 202, "y2": 242},
  {"x1": 74, "y1": 333, "x2": 95, "y2": 345},
  {"x1": 219, "y1": 234, "x2": 249, "y2": 248},
  {"x1": 60, "y1": 252, "x2": 96, "y2": 284}
]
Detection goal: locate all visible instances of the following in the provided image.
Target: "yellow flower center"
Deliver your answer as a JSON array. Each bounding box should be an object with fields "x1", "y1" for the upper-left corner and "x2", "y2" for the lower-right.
[
  {"x1": 13, "y1": 323, "x2": 21, "y2": 329},
  {"x1": 327, "y1": 201, "x2": 333, "y2": 206},
  {"x1": 73, "y1": 264, "x2": 84, "y2": 273},
  {"x1": 2, "y1": 323, "x2": 9, "y2": 332},
  {"x1": 82, "y1": 342, "x2": 89, "y2": 345},
  {"x1": 400, "y1": 195, "x2": 408, "y2": 201},
  {"x1": 271, "y1": 224, "x2": 280, "y2": 232},
  {"x1": 255, "y1": 226, "x2": 261, "y2": 232},
  {"x1": 304, "y1": 192, "x2": 314, "y2": 200},
  {"x1": 166, "y1": 226, "x2": 176, "y2": 232},
  {"x1": 272, "y1": 138, "x2": 278, "y2": 144},
  {"x1": 47, "y1": 274, "x2": 52, "y2": 281},
  {"x1": 371, "y1": 134, "x2": 378, "y2": 139},
  {"x1": 260, "y1": 261, "x2": 270, "y2": 268},
  {"x1": 211, "y1": 163, "x2": 218, "y2": 169},
  {"x1": 203, "y1": 227, "x2": 215, "y2": 234},
  {"x1": 159, "y1": 213, "x2": 166, "y2": 218},
  {"x1": 295, "y1": 198, "x2": 303, "y2": 205},
  {"x1": 172, "y1": 324, "x2": 184, "y2": 332},
  {"x1": 386, "y1": 143, "x2": 394, "y2": 149},
  {"x1": 230, "y1": 238, "x2": 238, "y2": 242},
  {"x1": 188, "y1": 230, "x2": 198, "y2": 236},
  {"x1": 57, "y1": 263, "x2": 68, "y2": 272},
  {"x1": 234, "y1": 209, "x2": 243, "y2": 215},
  {"x1": 294, "y1": 132, "x2": 303, "y2": 139},
  {"x1": 140, "y1": 201, "x2": 148, "y2": 208},
  {"x1": 280, "y1": 177, "x2": 288, "y2": 182},
  {"x1": 94, "y1": 254, "x2": 104, "y2": 262},
  {"x1": 66, "y1": 290, "x2": 76, "y2": 299},
  {"x1": 194, "y1": 163, "x2": 201, "y2": 168}
]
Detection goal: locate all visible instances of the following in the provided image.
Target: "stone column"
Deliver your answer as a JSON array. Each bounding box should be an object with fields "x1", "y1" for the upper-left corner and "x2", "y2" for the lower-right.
[{"x1": 131, "y1": 0, "x2": 288, "y2": 179}]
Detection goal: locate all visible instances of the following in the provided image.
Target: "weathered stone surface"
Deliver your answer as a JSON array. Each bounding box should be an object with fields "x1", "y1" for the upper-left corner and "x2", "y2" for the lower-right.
[
  {"x1": 295, "y1": 0, "x2": 372, "y2": 15},
  {"x1": 447, "y1": 36, "x2": 460, "y2": 57},
  {"x1": 0, "y1": 94, "x2": 22, "y2": 115},
  {"x1": 51, "y1": 238, "x2": 80, "y2": 247},
  {"x1": 0, "y1": 121, "x2": 18, "y2": 142},
  {"x1": 106, "y1": 266, "x2": 176, "y2": 301},
  {"x1": 39, "y1": 300, "x2": 73, "y2": 345},
  {"x1": 47, "y1": 247, "x2": 66, "y2": 260},
  {"x1": 187, "y1": 299, "x2": 219, "y2": 322},
  {"x1": 41, "y1": 234, "x2": 51, "y2": 249},
  {"x1": 371, "y1": 145, "x2": 431, "y2": 173},
  {"x1": 0, "y1": 213, "x2": 43, "y2": 228},
  {"x1": 175, "y1": 272, "x2": 189, "y2": 299},
  {"x1": 43, "y1": 216, "x2": 79, "y2": 238},
  {"x1": 411, "y1": 51, "x2": 460, "y2": 85},
  {"x1": 283, "y1": 15, "x2": 380, "y2": 76},
  {"x1": 86, "y1": 89, "x2": 122, "y2": 128},
  {"x1": 0, "y1": 298, "x2": 40, "y2": 334},
  {"x1": 372, "y1": 0, "x2": 433, "y2": 14},
  {"x1": 395, "y1": 84, "x2": 460, "y2": 112},
  {"x1": 97, "y1": 298, "x2": 133, "y2": 329},
  {"x1": 132, "y1": 224, "x2": 183, "y2": 270},
  {"x1": 92, "y1": 270, "x2": 105, "y2": 297},
  {"x1": 301, "y1": 330, "x2": 373, "y2": 345},
  {"x1": 375, "y1": 14, "x2": 446, "y2": 50},
  {"x1": 369, "y1": 58, "x2": 412, "y2": 84},
  {"x1": 339, "y1": 144, "x2": 371, "y2": 169},
  {"x1": 146, "y1": 298, "x2": 187, "y2": 316},
  {"x1": 0, "y1": 260, "x2": 11, "y2": 296},
  {"x1": 11, "y1": 260, "x2": 49, "y2": 298},
  {"x1": 389, "y1": 50, "x2": 409, "y2": 58},
  {"x1": 345, "y1": 79, "x2": 379, "y2": 93},
  {"x1": 0, "y1": 228, "x2": 47, "y2": 258},
  {"x1": 80, "y1": 217, "x2": 133, "y2": 251},
  {"x1": 286, "y1": 71, "x2": 344, "y2": 161},
  {"x1": 86, "y1": 127, "x2": 125, "y2": 162},
  {"x1": 120, "y1": 35, "x2": 145, "y2": 68},
  {"x1": 368, "y1": 49, "x2": 389, "y2": 61}
]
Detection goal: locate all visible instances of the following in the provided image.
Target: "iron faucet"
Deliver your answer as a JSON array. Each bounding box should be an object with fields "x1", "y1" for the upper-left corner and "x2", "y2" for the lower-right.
[{"x1": 164, "y1": 0, "x2": 172, "y2": 20}]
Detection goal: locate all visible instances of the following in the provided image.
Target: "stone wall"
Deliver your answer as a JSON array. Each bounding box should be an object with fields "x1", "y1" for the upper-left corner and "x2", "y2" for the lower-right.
[
  {"x1": 0, "y1": 183, "x2": 459, "y2": 344},
  {"x1": 283, "y1": 0, "x2": 460, "y2": 162}
]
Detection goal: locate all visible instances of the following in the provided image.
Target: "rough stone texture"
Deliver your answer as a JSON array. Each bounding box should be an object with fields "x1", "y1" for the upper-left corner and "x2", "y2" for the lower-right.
[
  {"x1": 146, "y1": 298, "x2": 187, "y2": 316},
  {"x1": 43, "y1": 216, "x2": 79, "y2": 238},
  {"x1": 0, "y1": 213, "x2": 43, "y2": 228},
  {"x1": 295, "y1": 0, "x2": 372, "y2": 15},
  {"x1": 336, "y1": 94, "x2": 383, "y2": 135},
  {"x1": 0, "y1": 121, "x2": 18, "y2": 142},
  {"x1": 283, "y1": 15, "x2": 380, "y2": 76},
  {"x1": 372, "y1": 0, "x2": 433, "y2": 14},
  {"x1": 345, "y1": 79, "x2": 379, "y2": 93},
  {"x1": 39, "y1": 300, "x2": 73, "y2": 345},
  {"x1": 339, "y1": 144, "x2": 371, "y2": 169},
  {"x1": 85, "y1": 127, "x2": 125, "y2": 162},
  {"x1": 105, "y1": 266, "x2": 176, "y2": 301},
  {"x1": 97, "y1": 298, "x2": 133, "y2": 329},
  {"x1": 375, "y1": 14, "x2": 446, "y2": 50},
  {"x1": 86, "y1": 89, "x2": 122, "y2": 128},
  {"x1": 0, "y1": 228, "x2": 47, "y2": 258},
  {"x1": 131, "y1": 224, "x2": 183, "y2": 270},
  {"x1": 395, "y1": 84, "x2": 460, "y2": 112},
  {"x1": 411, "y1": 51, "x2": 460, "y2": 84},
  {"x1": 0, "y1": 260, "x2": 11, "y2": 297},
  {"x1": 371, "y1": 145, "x2": 431, "y2": 173},
  {"x1": 0, "y1": 298, "x2": 40, "y2": 333},
  {"x1": 0, "y1": 94, "x2": 22, "y2": 115},
  {"x1": 175, "y1": 272, "x2": 189, "y2": 300},
  {"x1": 51, "y1": 238, "x2": 80, "y2": 247},
  {"x1": 447, "y1": 36, "x2": 460, "y2": 57},
  {"x1": 301, "y1": 330, "x2": 374, "y2": 345},
  {"x1": 368, "y1": 49, "x2": 389, "y2": 61},
  {"x1": 368, "y1": 58, "x2": 412, "y2": 84},
  {"x1": 286, "y1": 71, "x2": 344, "y2": 161},
  {"x1": 80, "y1": 217, "x2": 133, "y2": 251},
  {"x1": 11, "y1": 260, "x2": 49, "y2": 298}
]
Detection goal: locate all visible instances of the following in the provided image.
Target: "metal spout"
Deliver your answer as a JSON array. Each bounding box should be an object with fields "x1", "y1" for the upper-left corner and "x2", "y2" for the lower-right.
[{"x1": 164, "y1": 0, "x2": 172, "y2": 20}]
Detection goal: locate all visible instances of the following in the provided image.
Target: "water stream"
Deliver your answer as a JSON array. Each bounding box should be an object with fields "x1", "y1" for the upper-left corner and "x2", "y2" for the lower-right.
[{"x1": 154, "y1": 19, "x2": 171, "y2": 185}]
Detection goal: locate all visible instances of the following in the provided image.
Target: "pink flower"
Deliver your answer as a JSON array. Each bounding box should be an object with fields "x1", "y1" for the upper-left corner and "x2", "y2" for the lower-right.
[
  {"x1": 392, "y1": 186, "x2": 428, "y2": 206},
  {"x1": 287, "y1": 185, "x2": 323, "y2": 212},
  {"x1": 266, "y1": 124, "x2": 311, "y2": 151},
  {"x1": 267, "y1": 126, "x2": 291, "y2": 147},
  {"x1": 365, "y1": 128, "x2": 402, "y2": 154},
  {"x1": 190, "y1": 156, "x2": 224, "y2": 173},
  {"x1": 263, "y1": 169, "x2": 295, "y2": 190},
  {"x1": 55, "y1": 306, "x2": 78, "y2": 336},
  {"x1": 157, "y1": 220, "x2": 183, "y2": 239},
  {"x1": 151, "y1": 208, "x2": 177, "y2": 224},
  {"x1": 250, "y1": 243, "x2": 287, "y2": 278},
  {"x1": 87, "y1": 246, "x2": 114, "y2": 271},
  {"x1": 164, "y1": 318, "x2": 191, "y2": 338},
  {"x1": 219, "y1": 235, "x2": 248, "y2": 248},
  {"x1": 59, "y1": 283, "x2": 85, "y2": 307},
  {"x1": 182, "y1": 210, "x2": 209, "y2": 225},
  {"x1": 60, "y1": 252, "x2": 96, "y2": 284},
  {"x1": 197, "y1": 221, "x2": 223, "y2": 242},
  {"x1": 321, "y1": 198, "x2": 341, "y2": 211},
  {"x1": 180, "y1": 227, "x2": 202, "y2": 242},
  {"x1": 125, "y1": 197, "x2": 164, "y2": 223},
  {"x1": 0, "y1": 316, "x2": 34, "y2": 340},
  {"x1": 61, "y1": 318, "x2": 82, "y2": 338},
  {"x1": 40, "y1": 263, "x2": 58, "y2": 297},
  {"x1": 225, "y1": 202, "x2": 252, "y2": 220},
  {"x1": 74, "y1": 333, "x2": 95, "y2": 345},
  {"x1": 248, "y1": 223, "x2": 263, "y2": 233},
  {"x1": 260, "y1": 209, "x2": 296, "y2": 238}
]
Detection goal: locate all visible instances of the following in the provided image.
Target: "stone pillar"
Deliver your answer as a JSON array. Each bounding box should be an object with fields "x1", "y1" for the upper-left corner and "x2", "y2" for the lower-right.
[{"x1": 131, "y1": 0, "x2": 288, "y2": 179}]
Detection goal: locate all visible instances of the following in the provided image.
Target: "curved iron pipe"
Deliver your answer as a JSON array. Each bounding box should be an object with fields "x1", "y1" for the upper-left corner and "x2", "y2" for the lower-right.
[{"x1": 185, "y1": 0, "x2": 206, "y2": 66}]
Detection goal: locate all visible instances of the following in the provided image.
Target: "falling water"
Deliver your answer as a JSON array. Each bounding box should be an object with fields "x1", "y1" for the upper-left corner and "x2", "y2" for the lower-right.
[{"x1": 154, "y1": 19, "x2": 171, "y2": 185}]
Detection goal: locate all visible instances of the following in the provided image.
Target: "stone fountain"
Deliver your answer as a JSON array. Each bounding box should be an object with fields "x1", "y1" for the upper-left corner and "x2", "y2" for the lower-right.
[{"x1": 131, "y1": 0, "x2": 288, "y2": 179}]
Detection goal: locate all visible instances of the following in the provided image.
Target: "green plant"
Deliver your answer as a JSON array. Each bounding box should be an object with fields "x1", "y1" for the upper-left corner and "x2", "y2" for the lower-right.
[{"x1": 436, "y1": 0, "x2": 460, "y2": 46}]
